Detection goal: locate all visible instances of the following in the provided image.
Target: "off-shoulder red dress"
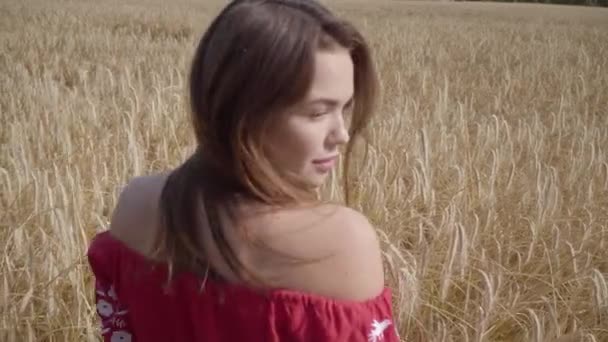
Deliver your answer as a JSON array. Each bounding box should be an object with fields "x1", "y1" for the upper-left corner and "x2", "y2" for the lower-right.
[{"x1": 88, "y1": 231, "x2": 399, "y2": 342}]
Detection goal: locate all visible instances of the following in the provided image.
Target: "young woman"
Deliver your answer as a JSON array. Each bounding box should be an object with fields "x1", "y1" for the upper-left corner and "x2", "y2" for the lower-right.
[{"x1": 88, "y1": 0, "x2": 399, "y2": 341}]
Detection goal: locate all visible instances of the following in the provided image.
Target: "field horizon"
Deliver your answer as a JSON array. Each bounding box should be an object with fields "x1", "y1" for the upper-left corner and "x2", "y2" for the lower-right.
[{"x1": 1, "y1": 0, "x2": 607, "y2": 341}]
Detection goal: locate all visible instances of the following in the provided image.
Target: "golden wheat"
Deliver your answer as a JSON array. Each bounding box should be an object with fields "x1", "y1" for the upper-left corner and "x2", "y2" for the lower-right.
[{"x1": 1, "y1": 0, "x2": 607, "y2": 341}]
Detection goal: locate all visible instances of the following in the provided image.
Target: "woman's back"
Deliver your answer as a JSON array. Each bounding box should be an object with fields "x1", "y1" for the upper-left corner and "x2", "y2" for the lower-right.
[{"x1": 88, "y1": 174, "x2": 398, "y2": 341}]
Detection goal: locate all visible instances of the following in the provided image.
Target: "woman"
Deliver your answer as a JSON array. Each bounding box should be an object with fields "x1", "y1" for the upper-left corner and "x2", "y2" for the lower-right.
[{"x1": 88, "y1": 0, "x2": 398, "y2": 341}]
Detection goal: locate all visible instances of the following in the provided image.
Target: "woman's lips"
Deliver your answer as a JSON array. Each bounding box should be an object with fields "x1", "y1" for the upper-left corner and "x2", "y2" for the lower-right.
[{"x1": 313, "y1": 155, "x2": 338, "y2": 172}]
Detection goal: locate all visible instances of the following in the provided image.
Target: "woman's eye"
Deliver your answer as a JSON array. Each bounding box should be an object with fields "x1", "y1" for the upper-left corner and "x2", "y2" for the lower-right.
[{"x1": 310, "y1": 111, "x2": 327, "y2": 118}]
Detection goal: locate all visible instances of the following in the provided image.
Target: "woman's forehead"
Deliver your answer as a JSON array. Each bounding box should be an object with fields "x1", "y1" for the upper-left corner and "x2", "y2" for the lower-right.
[{"x1": 304, "y1": 48, "x2": 354, "y2": 105}]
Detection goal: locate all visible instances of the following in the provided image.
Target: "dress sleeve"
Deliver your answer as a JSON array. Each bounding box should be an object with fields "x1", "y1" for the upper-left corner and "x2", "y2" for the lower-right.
[
  {"x1": 269, "y1": 287, "x2": 401, "y2": 342},
  {"x1": 88, "y1": 233, "x2": 135, "y2": 342}
]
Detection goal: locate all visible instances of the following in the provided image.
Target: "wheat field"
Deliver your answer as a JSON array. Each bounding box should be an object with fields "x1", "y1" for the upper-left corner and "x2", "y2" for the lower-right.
[{"x1": 1, "y1": 0, "x2": 607, "y2": 341}]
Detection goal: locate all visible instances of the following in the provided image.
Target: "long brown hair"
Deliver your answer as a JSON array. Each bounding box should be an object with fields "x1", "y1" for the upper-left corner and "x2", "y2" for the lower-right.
[{"x1": 156, "y1": 0, "x2": 379, "y2": 283}]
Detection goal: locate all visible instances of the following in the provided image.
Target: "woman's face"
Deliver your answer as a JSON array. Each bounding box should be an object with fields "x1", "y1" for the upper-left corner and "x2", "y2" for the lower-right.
[{"x1": 265, "y1": 46, "x2": 354, "y2": 188}]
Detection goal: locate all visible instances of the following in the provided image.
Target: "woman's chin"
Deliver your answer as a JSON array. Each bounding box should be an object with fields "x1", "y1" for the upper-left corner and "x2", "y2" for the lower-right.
[{"x1": 303, "y1": 172, "x2": 330, "y2": 189}]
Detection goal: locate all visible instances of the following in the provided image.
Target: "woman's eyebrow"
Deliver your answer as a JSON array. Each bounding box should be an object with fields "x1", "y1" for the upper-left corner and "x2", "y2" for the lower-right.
[
  {"x1": 344, "y1": 97, "x2": 354, "y2": 108},
  {"x1": 305, "y1": 96, "x2": 354, "y2": 108}
]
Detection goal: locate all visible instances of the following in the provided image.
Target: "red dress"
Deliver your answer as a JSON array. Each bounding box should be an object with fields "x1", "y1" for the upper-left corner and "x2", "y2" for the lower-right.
[{"x1": 88, "y1": 231, "x2": 400, "y2": 342}]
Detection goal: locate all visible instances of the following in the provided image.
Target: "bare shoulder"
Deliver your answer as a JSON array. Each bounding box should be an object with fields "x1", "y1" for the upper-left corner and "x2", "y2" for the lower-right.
[
  {"x1": 318, "y1": 205, "x2": 385, "y2": 300},
  {"x1": 252, "y1": 204, "x2": 385, "y2": 301},
  {"x1": 108, "y1": 173, "x2": 169, "y2": 255}
]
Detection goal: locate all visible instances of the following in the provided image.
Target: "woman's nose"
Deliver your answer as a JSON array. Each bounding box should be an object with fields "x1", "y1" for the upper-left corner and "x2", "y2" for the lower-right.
[{"x1": 329, "y1": 113, "x2": 350, "y2": 146}]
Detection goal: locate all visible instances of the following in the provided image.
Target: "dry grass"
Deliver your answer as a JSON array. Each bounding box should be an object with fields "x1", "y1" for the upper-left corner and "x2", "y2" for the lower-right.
[{"x1": 1, "y1": 0, "x2": 607, "y2": 340}]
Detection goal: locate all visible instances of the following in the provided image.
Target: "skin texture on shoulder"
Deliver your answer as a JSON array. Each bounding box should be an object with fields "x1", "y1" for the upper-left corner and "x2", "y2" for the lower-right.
[
  {"x1": 246, "y1": 203, "x2": 386, "y2": 301},
  {"x1": 108, "y1": 173, "x2": 168, "y2": 258},
  {"x1": 108, "y1": 175, "x2": 385, "y2": 302}
]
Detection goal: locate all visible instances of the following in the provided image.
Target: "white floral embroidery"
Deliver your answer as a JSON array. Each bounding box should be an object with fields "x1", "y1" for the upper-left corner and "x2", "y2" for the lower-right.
[
  {"x1": 108, "y1": 286, "x2": 118, "y2": 300},
  {"x1": 115, "y1": 310, "x2": 128, "y2": 316},
  {"x1": 368, "y1": 319, "x2": 392, "y2": 342},
  {"x1": 97, "y1": 299, "x2": 114, "y2": 317},
  {"x1": 96, "y1": 282, "x2": 132, "y2": 339},
  {"x1": 110, "y1": 330, "x2": 132, "y2": 342}
]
